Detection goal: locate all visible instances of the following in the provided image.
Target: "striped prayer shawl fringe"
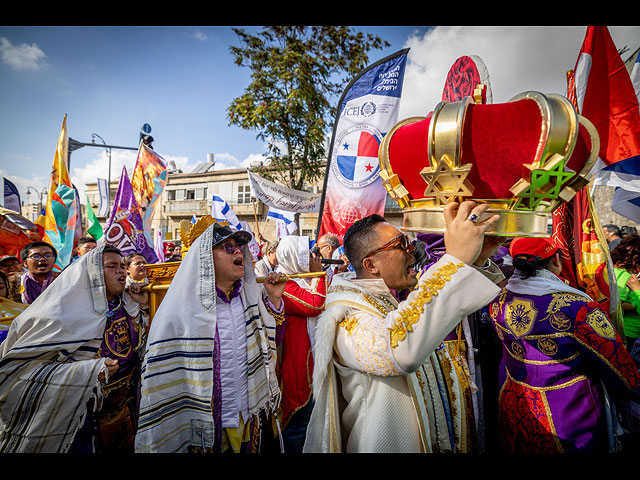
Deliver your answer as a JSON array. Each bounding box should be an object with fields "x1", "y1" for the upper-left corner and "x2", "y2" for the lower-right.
[
  {"x1": 0, "y1": 340, "x2": 106, "y2": 453},
  {"x1": 135, "y1": 223, "x2": 280, "y2": 453}
]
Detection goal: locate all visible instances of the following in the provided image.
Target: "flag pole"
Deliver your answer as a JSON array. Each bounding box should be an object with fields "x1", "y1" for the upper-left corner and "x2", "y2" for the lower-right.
[{"x1": 252, "y1": 196, "x2": 261, "y2": 237}]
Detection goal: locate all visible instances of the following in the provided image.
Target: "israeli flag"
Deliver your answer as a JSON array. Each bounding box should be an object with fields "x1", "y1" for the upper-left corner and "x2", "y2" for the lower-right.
[
  {"x1": 97, "y1": 178, "x2": 110, "y2": 217},
  {"x1": 605, "y1": 50, "x2": 640, "y2": 223},
  {"x1": 267, "y1": 207, "x2": 298, "y2": 237},
  {"x1": 211, "y1": 194, "x2": 242, "y2": 230}
]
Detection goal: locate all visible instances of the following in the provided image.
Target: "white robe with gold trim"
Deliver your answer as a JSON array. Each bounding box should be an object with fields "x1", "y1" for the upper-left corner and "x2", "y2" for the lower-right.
[{"x1": 303, "y1": 254, "x2": 501, "y2": 453}]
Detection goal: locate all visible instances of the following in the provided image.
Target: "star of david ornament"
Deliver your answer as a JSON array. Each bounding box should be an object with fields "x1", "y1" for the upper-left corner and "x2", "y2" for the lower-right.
[
  {"x1": 420, "y1": 154, "x2": 474, "y2": 205},
  {"x1": 510, "y1": 153, "x2": 576, "y2": 210}
]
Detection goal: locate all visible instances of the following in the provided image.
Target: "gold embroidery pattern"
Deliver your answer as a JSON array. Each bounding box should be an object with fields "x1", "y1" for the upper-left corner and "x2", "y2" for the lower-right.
[
  {"x1": 549, "y1": 311, "x2": 571, "y2": 331},
  {"x1": 103, "y1": 317, "x2": 132, "y2": 358},
  {"x1": 505, "y1": 298, "x2": 538, "y2": 338},
  {"x1": 511, "y1": 341, "x2": 525, "y2": 359},
  {"x1": 538, "y1": 337, "x2": 558, "y2": 356},
  {"x1": 283, "y1": 292, "x2": 325, "y2": 311},
  {"x1": 389, "y1": 262, "x2": 463, "y2": 348},
  {"x1": 327, "y1": 285, "x2": 395, "y2": 316},
  {"x1": 351, "y1": 314, "x2": 400, "y2": 375},
  {"x1": 585, "y1": 309, "x2": 616, "y2": 340},
  {"x1": 544, "y1": 293, "x2": 588, "y2": 320},
  {"x1": 338, "y1": 316, "x2": 358, "y2": 335}
]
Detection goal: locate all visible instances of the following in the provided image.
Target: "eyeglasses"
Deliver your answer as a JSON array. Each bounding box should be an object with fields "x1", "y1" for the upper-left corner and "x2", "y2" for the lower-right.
[
  {"x1": 219, "y1": 242, "x2": 245, "y2": 255},
  {"x1": 27, "y1": 253, "x2": 54, "y2": 261},
  {"x1": 362, "y1": 234, "x2": 414, "y2": 262}
]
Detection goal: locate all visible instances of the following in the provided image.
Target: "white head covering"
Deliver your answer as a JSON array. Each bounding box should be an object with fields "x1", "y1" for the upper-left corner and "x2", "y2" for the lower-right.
[
  {"x1": 135, "y1": 222, "x2": 280, "y2": 453},
  {"x1": 0, "y1": 243, "x2": 140, "y2": 453},
  {"x1": 276, "y1": 235, "x2": 311, "y2": 285}
]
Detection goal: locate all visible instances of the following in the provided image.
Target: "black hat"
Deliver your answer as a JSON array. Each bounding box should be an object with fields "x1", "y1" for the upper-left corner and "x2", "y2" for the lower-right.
[{"x1": 211, "y1": 223, "x2": 252, "y2": 248}]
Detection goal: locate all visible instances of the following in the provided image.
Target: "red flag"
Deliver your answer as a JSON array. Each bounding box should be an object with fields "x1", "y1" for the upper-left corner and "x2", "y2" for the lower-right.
[{"x1": 573, "y1": 26, "x2": 640, "y2": 166}]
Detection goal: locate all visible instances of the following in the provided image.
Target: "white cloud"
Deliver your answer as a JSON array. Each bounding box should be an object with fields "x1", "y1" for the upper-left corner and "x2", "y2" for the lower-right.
[
  {"x1": 189, "y1": 29, "x2": 208, "y2": 42},
  {"x1": 398, "y1": 26, "x2": 640, "y2": 119},
  {"x1": 71, "y1": 149, "x2": 138, "y2": 199},
  {"x1": 0, "y1": 37, "x2": 47, "y2": 71},
  {"x1": 0, "y1": 168, "x2": 48, "y2": 208}
]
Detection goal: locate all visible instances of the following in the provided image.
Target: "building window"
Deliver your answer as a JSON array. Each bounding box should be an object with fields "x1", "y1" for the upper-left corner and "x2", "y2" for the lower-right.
[
  {"x1": 186, "y1": 189, "x2": 195, "y2": 200},
  {"x1": 167, "y1": 190, "x2": 176, "y2": 201},
  {"x1": 237, "y1": 182, "x2": 251, "y2": 204}
]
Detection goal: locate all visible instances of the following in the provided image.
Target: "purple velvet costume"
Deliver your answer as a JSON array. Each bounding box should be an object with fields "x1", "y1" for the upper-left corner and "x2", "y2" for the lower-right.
[{"x1": 490, "y1": 287, "x2": 640, "y2": 453}]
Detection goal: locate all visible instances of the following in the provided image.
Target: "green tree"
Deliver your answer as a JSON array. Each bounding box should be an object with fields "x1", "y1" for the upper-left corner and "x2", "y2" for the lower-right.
[{"x1": 227, "y1": 26, "x2": 389, "y2": 191}]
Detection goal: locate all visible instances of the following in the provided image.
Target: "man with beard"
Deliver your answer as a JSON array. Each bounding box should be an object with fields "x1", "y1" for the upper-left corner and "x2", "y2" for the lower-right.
[
  {"x1": 0, "y1": 244, "x2": 149, "y2": 452},
  {"x1": 303, "y1": 201, "x2": 504, "y2": 453}
]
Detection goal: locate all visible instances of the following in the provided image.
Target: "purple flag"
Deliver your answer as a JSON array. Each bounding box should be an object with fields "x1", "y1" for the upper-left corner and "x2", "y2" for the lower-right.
[{"x1": 103, "y1": 166, "x2": 159, "y2": 263}]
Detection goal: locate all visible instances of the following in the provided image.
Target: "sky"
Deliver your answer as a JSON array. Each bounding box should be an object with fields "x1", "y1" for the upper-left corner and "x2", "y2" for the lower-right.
[{"x1": 1, "y1": 25, "x2": 639, "y2": 207}]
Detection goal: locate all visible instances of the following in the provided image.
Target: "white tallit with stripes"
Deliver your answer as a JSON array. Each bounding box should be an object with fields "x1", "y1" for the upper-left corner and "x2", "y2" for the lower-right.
[
  {"x1": 0, "y1": 243, "x2": 140, "y2": 453},
  {"x1": 134, "y1": 223, "x2": 281, "y2": 453}
]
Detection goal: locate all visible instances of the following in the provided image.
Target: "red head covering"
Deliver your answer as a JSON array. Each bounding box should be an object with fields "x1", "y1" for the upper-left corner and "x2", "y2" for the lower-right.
[{"x1": 509, "y1": 236, "x2": 560, "y2": 260}]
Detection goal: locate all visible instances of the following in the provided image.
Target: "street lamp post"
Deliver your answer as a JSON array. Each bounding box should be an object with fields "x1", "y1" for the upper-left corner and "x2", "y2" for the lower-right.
[
  {"x1": 67, "y1": 135, "x2": 137, "y2": 216},
  {"x1": 25, "y1": 186, "x2": 47, "y2": 220}
]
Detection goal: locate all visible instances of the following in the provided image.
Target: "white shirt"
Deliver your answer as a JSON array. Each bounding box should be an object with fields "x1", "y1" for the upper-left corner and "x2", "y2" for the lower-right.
[{"x1": 216, "y1": 292, "x2": 249, "y2": 428}]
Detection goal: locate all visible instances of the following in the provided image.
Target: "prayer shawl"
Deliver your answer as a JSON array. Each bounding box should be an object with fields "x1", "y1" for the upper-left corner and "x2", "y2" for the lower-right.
[
  {"x1": 0, "y1": 243, "x2": 140, "y2": 453},
  {"x1": 134, "y1": 224, "x2": 281, "y2": 453}
]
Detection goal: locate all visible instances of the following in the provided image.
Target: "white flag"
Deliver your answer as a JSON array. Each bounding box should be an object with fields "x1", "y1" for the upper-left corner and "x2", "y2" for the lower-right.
[
  {"x1": 97, "y1": 178, "x2": 110, "y2": 217},
  {"x1": 154, "y1": 229, "x2": 165, "y2": 263},
  {"x1": 211, "y1": 194, "x2": 242, "y2": 230},
  {"x1": 267, "y1": 207, "x2": 298, "y2": 237}
]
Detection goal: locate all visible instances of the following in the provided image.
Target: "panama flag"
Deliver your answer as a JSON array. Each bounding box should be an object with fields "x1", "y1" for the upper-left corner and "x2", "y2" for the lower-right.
[
  {"x1": 573, "y1": 26, "x2": 640, "y2": 222},
  {"x1": 335, "y1": 129, "x2": 381, "y2": 185},
  {"x1": 317, "y1": 49, "x2": 409, "y2": 241}
]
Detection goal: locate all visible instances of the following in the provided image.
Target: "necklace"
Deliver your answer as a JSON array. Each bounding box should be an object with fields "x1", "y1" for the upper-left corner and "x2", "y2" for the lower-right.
[{"x1": 106, "y1": 296, "x2": 123, "y2": 319}]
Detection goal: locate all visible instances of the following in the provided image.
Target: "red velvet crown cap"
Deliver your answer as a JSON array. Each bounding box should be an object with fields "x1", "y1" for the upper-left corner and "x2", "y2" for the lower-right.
[{"x1": 386, "y1": 97, "x2": 593, "y2": 202}]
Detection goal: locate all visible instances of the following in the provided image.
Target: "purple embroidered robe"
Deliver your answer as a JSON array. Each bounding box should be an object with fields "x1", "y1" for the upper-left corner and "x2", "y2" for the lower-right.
[{"x1": 490, "y1": 289, "x2": 640, "y2": 453}]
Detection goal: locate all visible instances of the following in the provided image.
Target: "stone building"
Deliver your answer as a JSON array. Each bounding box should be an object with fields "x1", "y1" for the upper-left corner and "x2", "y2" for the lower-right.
[{"x1": 84, "y1": 158, "x2": 404, "y2": 244}]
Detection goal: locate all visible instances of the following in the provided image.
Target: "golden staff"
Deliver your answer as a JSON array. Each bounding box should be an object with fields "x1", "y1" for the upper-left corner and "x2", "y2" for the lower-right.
[
  {"x1": 255, "y1": 272, "x2": 327, "y2": 283},
  {"x1": 141, "y1": 271, "x2": 327, "y2": 291}
]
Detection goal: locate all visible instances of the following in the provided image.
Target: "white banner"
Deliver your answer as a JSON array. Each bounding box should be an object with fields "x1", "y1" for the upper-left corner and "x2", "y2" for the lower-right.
[{"x1": 247, "y1": 170, "x2": 321, "y2": 213}]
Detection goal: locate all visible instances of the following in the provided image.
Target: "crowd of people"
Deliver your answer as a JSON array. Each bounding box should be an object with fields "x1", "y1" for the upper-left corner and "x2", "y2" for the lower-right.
[{"x1": 1, "y1": 204, "x2": 640, "y2": 453}]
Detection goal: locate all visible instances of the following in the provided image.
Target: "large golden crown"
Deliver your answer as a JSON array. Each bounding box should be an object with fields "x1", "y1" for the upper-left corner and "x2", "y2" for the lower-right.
[{"x1": 378, "y1": 62, "x2": 599, "y2": 237}]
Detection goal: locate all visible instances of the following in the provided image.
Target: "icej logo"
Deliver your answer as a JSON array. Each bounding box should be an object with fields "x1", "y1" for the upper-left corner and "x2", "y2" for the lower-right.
[
  {"x1": 360, "y1": 101, "x2": 376, "y2": 117},
  {"x1": 332, "y1": 124, "x2": 383, "y2": 188}
]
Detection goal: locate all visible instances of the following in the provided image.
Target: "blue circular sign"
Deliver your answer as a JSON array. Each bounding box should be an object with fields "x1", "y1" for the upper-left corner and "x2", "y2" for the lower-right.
[{"x1": 142, "y1": 123, "x2": 152, "y2": 134}]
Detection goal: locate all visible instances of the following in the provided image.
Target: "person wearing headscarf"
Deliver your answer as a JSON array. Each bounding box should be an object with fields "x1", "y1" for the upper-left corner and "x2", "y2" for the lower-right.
[
  {"x1": 135, "y1": 222, "x2": 286, "y2": 453},
  {"x1": 490, "y1": 236, "x2": 640, "y2": 453},
  {"x1": 275, "y1": 235, "x2": 326, "y2": 452},
  {"x1": 0, "y1": 243, "x2": 149, "y2": 453}
]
